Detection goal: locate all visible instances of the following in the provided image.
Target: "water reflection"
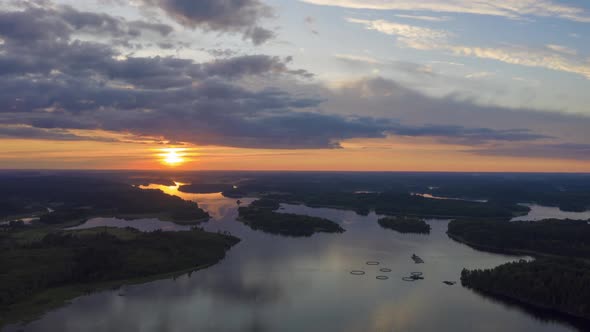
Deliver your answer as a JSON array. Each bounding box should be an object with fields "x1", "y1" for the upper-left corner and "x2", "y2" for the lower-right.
[
  {"x1": 65, "y1": 217, "x2": 192, "y2": 232},
  {"x1": 412, "y1": 193, "x2": 488, "y2": 203},
  {"x1": 3, "y1": 184, "x2": 581, "y2": 332},
  {"x1": 511, "y1": 204, "x2": 590, "y2": 221},
  {"x1": 139, "y1": 182, "x2": 255, "y2": 220}
]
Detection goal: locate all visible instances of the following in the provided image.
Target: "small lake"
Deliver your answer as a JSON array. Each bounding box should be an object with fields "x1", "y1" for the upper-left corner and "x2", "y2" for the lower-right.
[
  {"x1": 511, "y1": 204, "x2": 590, "y2": 221},
  {"x1": 3, "y1": 184, "x2": 583, "y2": 332}
]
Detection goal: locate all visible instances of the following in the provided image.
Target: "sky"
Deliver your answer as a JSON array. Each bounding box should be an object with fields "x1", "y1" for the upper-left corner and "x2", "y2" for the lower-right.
[{"x1": 0, "y1": 0, "x2": 589, "y2": 172}]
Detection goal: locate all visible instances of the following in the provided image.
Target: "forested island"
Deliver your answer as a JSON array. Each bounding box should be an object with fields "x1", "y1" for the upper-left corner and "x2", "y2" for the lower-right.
[
  {"x1": 449, "y1": 218, "x2": 590, "y2": 322},
  {"x1": 378, "y1": 216, "x2": 431, "y2": 234},
  {"x1": 461, "y1": 259, "x2": 590, "y2": 321},
  {"x1": 447, "y1": 218, "x2": 590, "y2": 258},
  {"x1": 238, "y1": 199, "x2": 344, "y2": 236},
  {"x1": 0, "y1": 227, "x2": 239, "y2": 325}
]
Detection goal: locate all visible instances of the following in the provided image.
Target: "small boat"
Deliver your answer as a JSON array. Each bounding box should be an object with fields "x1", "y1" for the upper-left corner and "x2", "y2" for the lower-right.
[
  {"x1": 443, "y1": 281, "x2": 456, "y2": 286},
  {"x1": 411, "y1": 254, "x2": 424, "y2": 264},
  {"x1": 402, "y1": 272, "x2": 425, "y2": 281}
]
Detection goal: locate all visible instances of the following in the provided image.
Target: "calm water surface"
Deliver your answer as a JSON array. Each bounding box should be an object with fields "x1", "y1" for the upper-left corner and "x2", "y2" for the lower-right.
[
  {"x1": 3, "y1": 184, "x2": 582, "y2": 332},
  {"x1": 511, "y1": 204, "x2": 590, "y2": 221},
  {"x1": 66, "y1": 217, "x2": 193, "y2": 232}
]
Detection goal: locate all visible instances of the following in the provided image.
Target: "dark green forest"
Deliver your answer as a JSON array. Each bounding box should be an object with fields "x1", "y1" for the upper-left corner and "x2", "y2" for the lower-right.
[
  {"x1": 238, "y1": 200, "x2": 344, "y2": 236},
  {"x1": 447, "y1": 218, "x2": 590, "y2": 258},
  {"x1": 451, "y1": 217, "x2": 590, "y2": 322},
  {"x1": 378, "y1": 216, "x2": 431, "y2": 234},
  {"x1": 0, "y1": 176, "x2": 209, "y2": 223},
  {"x1": 217, "y1": 172, "x2": 590, "y2": 213},
  {"x1": 0, "y1": 228, "x2": 239, "y2": 324},
  {"x1": 461, "y1": 259, "x2": 590, "y2": 320}
]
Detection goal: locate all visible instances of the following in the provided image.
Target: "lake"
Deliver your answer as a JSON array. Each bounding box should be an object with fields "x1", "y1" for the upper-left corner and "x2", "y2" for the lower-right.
[
  {"x1": 511, "y1": 204, "x2": 590, "y2": 221},
  {"x1": 3, "y1": 184, "x2": 583, "y2": 332}
]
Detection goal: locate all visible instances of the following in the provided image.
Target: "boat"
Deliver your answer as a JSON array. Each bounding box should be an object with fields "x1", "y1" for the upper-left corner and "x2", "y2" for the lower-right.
[
  {"x1": 411, "y1": 254, "x2": 424, "y2": 264},
  {"x1": 402, "y1": 272, "x2": 425, "y2": 281}
]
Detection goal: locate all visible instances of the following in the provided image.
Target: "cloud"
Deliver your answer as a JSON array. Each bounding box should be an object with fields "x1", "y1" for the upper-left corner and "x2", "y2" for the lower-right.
[
  {"x1": 334, "y1": 53, "x2": 384, "y2": 65},
  {"x1": 0, "y1": 125, "x2": 118, "y2": 142},
  {"x1": 0, "y1": 4, "x2": 579, "y2": 154},
  {"x1": 449, "y1": 45, "x2": 590, "y2": 78},
  {"x1": 333, "y1": 54, "x2": 435, "y2": 77},
  {"x1": 301, "y1": 0, "x2": 590, "y2": 22},
  {"x1": 546, "y1": 44, "x2": 577, "y2": 56},
  {"x1": 140, "y1": 0, "x2": 275, "y2": 45},
  {"x1": 346, "y1": 18, "x2": 449, "y2": 50},
  {"x1": 202, "y1": 55, "x2": 314, "y2": 79},
  {"x1": 465, "y1": 71, "x2": 495, "y2": 79},
  {"x1": 348, "y1": 18, "x2": 590, "y2": 79},
  {"x1": 0, "y1": 4, "x2": 173, "y2": 43},
  {"x1": 471, "y1": 143, "x2": 590, "y2": 160},
  {"x1": 390, "y1": 125, "x2": 549, "y2": 143},
  {"x1": 394, "y1": 14, "x2": 452, "y2": 22},
  {"x1": 322, "y1": 76, "x2": 590, "y2": 144}
]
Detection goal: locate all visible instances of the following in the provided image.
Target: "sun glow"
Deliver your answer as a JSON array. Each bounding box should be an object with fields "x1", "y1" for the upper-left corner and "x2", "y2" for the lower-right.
[{"x1": 161, "y1": 148, "x2": 185, "y2": 167}]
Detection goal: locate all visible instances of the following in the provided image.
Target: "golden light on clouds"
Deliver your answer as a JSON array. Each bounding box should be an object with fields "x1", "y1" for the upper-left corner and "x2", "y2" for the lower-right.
[{"x1": 1, "y1": 137, "x2": 590, "y2": 172}]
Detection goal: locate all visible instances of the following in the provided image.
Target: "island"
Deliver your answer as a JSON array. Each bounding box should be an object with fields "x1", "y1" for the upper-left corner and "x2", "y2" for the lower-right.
[
  {"x1": 203, "y1": 173, "x2": 533, "y2": 218},
  {"x1": 378, "y1": 216, "x2": 431, "y2": 234},
  {"x1": 237, "y1": 199, "x2": 344, "y2": 237},
  {"x1": 448, "y1": 218, "x2": 590, "y2": 322},
  {"x1": 0, "y1": 227, "x2": 239, "y2": 325},
  {"x1": 257, "y1": 191, "x2": 528, "y2": 219}
]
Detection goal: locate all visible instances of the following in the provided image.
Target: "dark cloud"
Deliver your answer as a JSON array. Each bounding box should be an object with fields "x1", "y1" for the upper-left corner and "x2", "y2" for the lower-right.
[
  {"x1": 203, "y1": 48, "x2": 239, "y2": 58},
  {"x1": 141, "y1": 0, "x2": 275, "y2": 45},
  {"x1": 0, "y1": 5, "x2": 173, "y2": 44},
  {"x1": 0, "y1": 125, "x2": 117, "y2": 142},
  {"x1": 202, "y1": 55, "x2": 313, "y2": 79},
  {"x1": 128, "y1": 20, "x2": 174, "y2": 36},
  {"x1": 0, "y1": 5, "x2": 561, "y2": 151},
  {"x1": 323, "y1": 77, "x2": 590, "y2": 143},
  {"x1": 390, "y1": 125, "x2": 550, "y2": 143}
]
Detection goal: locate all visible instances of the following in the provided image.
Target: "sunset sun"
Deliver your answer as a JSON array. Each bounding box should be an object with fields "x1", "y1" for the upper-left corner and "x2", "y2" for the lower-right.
[{"x1": 161, "y1": 148, "x2": 185, "y2": 167}]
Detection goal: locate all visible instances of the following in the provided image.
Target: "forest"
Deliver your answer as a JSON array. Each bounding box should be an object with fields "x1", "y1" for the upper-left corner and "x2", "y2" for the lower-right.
[
  {"x1": 217, "y1": 172, "x2": 590, "y2": 213},
  {"x1": 378, "y1": 216, "x2": 431, "y2": 234},
  {"x1": 0, "y1": 176, "x2": 209, "y2": 223},
  {"x1": 238, "y1": 200, "x2": 344, "y2": 236},
  {"x1": 0, "y1": 227, "x2": 239, "y2": 324},
  {"x1": 447, "y1": 218, "x2": 590, "y2": 258},
  {"x1": 461, "y1": 259, "x2": 590, "y2": 320}
]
